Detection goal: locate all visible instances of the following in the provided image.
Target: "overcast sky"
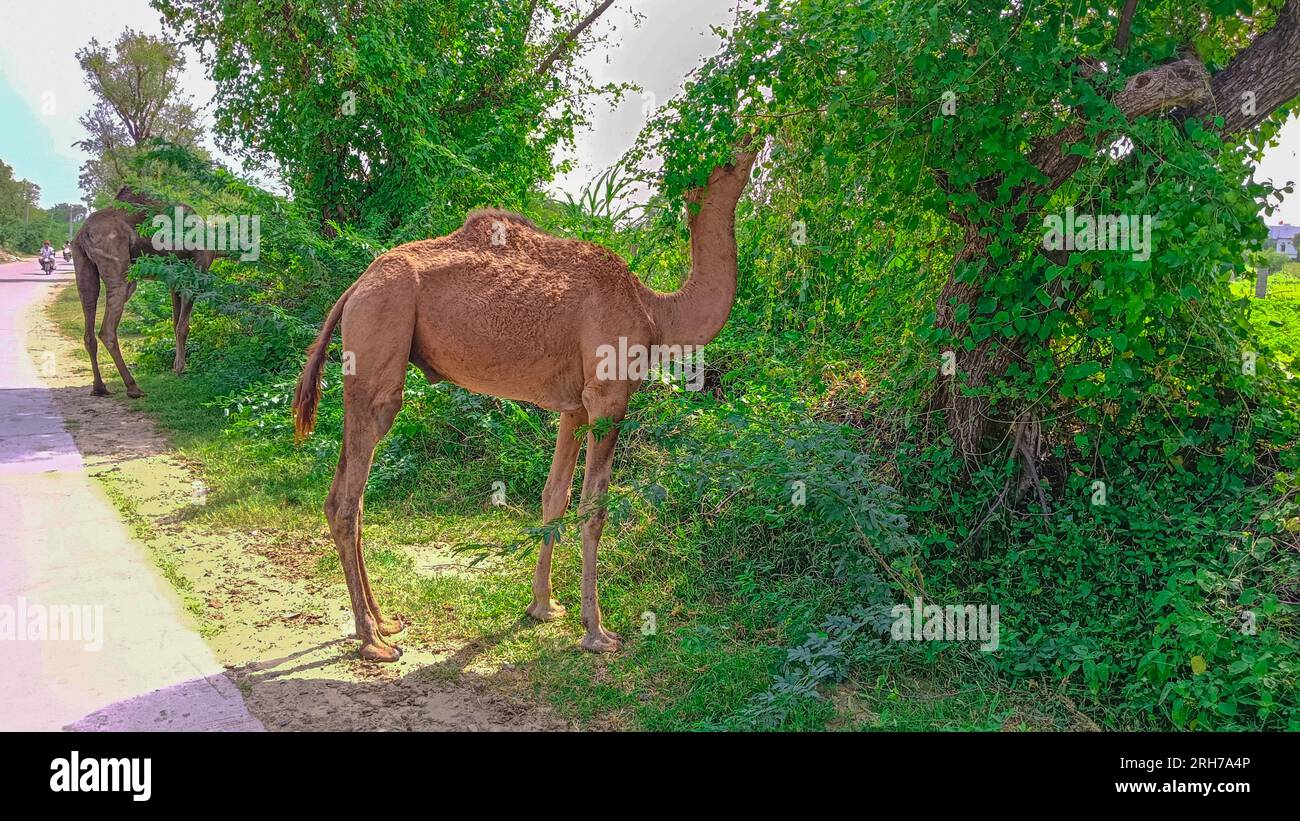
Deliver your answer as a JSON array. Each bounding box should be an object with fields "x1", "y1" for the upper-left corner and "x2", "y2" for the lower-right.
[{"x1": 1, "y1": 0, "x2": 1296, "y2": 226}]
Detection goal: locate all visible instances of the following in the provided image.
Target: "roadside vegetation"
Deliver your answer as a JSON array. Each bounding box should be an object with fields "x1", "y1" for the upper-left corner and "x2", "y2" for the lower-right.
[
  {"x1": 0, "y1": 159, "x2": 84, "y2": 253},
  {"x1": 50, "y1": 0, "x2": 1300, "y2": 730}
]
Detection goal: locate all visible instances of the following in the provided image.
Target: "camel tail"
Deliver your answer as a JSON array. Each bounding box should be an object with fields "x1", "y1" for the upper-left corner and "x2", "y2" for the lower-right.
[{"x1": 293, "y1": 284, "x2": 355, "y2": 443}]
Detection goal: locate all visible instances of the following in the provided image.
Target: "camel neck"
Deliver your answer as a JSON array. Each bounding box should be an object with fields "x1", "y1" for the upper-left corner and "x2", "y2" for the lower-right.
[{"x1": 644, "y1": 196, "x2": 739, "y2": 348}]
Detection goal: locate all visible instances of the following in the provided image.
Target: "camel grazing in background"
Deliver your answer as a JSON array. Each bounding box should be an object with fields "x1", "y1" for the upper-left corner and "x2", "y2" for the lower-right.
[
  {"x1": 72, "y1": 187, "x2": 214, "y2": 397},
  {"x1": 293, "y1": 146, "x2": 758, "y2": 661}
]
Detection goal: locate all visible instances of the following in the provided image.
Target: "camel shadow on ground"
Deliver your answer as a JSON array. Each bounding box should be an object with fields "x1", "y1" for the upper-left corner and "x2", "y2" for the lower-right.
[
  {"x1": 64, "y1": 618, "x2": 574, "y2": 732},
  {"x1": 38, "y1": 385, "x2": 172, "y2": 466}
]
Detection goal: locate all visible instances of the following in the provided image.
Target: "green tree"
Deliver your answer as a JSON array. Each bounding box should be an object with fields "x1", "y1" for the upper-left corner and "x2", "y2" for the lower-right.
[
  {"x1": 0, "y1": 159, "x2": 63, "y2": 253},
  {"x1": 652, "y1": 0, "x2": 1300, "y2": 468},
  {"x1": 46, "y1": 203, "x2": 89, "y2": 243},
  {"x1": 74, "y1": 29, "x2": 205, "y2": 200},
  {"x1": 0, "y1": 159, "x2": 40, "y2": 222},
  {"x1": 637, "y1": 1, "x2": 1300, "y2": 728},
  {"x1": 153, "y1": 0, "x2": 624, "y2": 235},
  {"x1": 1252, "y1": 247, "x2": 1291, "y2": 296}
]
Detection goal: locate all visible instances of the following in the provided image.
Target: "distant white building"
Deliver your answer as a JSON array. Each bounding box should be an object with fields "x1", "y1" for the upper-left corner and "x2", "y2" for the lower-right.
[{"x1": 1268, "y1": 222, "x2": 1300, "y2": 259}]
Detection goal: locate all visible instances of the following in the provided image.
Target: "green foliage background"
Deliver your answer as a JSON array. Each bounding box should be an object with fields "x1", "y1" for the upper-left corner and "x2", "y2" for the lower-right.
[{"x1": 97, "y1": 0, "x2": 1300, "y2": 729}]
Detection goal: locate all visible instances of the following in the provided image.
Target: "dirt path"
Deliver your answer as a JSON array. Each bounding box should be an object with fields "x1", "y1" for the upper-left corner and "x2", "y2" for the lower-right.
[
  {"x1": 0, "y1": 257, "x2": 262, "y2": 730},
  {"x1": 21, "y1": 273, "x2": 565, "y2": 730}
]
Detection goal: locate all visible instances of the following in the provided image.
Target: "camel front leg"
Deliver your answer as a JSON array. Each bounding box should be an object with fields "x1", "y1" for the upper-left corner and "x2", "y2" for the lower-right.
[
  {"x1": 576, "y1": 393, "x2": 627, "y2": 652},
  {"x1": 356, "y1": 525, "x2": 404, "y2": 637},
  {"x1": 527, "y1": 408, "x2": 587, "y2": 621},
  {"x1": 170, "y1": 288, "x2": 195, "y2": 374}
]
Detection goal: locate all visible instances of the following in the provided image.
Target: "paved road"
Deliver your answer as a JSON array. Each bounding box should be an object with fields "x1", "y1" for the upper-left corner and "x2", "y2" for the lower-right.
[{"x1": 0, "y1": 256, "x2": 263, "y2": 731}]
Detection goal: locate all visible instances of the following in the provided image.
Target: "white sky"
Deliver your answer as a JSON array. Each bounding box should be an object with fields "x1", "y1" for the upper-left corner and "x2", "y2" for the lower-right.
[
  {"x1": 1, "y1": 0, "x2": 1296, "y2": 226},
  {"x1": 0, "y1": 0, "x2": 233, "y2": 202}
]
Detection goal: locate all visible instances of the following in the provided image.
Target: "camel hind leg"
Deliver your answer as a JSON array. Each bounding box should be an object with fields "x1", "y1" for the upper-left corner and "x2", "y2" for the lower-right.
[
  {"x1": 72, "y1": 247, "x2": 108, "y2": 395},
  {"x1": 92, "y1": 245, "x2": 144, "y2": 398},
  {"x1": 325, "y1": 280, "x2": 415, "y2": 661}
]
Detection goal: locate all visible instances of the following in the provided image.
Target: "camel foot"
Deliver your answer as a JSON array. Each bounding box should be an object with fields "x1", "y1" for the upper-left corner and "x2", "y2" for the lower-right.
[
  {"x1": 581, "y1": 627, "x2": 622, "y2": 653},
  {"x1": 91, "y1": 384, "x2": 110, "y2": 396},
  {"x1": 377, "y1": 614, "x2": 405, "y2": 636},
  {"x1": 126, "y1": 387, "x2": 145, "y2": 399},
  {"x1": 359, "y1": 641, "x2": 402, "y2": 662},
  {"x1": 526, "y1": 598, "x2": 566, "y2": 622}
]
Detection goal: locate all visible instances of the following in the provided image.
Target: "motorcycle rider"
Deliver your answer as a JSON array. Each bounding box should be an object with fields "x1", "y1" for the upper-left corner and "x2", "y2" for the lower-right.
[
  {"x1": 62, "y1": 242, "x2": 71, "y2": 262},
  {"x1": 38, "y1": 240, "x2": 56, "y2": 275}
]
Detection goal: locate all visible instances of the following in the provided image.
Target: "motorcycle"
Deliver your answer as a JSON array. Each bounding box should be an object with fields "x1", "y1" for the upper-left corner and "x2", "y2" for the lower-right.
[
  {"x1": 40, "y1": 255, "x2": 56, "y2": 275},
  {"x1": 62, "y1": 248, "x2": 71, "y2": 262}
]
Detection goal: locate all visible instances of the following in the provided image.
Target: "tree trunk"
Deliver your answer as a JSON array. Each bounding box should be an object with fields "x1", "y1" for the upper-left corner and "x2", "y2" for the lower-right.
[{"x1": 931, "y1": 231, "x2": 1028, "y2": 457}]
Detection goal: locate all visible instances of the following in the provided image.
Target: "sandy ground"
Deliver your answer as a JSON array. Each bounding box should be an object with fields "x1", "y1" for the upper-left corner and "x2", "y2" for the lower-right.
[{"x1": 24, "y1": 277, "x2": 565, "y2": 731}]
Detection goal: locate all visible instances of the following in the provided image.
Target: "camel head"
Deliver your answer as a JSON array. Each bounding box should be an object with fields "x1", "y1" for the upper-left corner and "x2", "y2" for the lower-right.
[{"x1": 683, "y1": 147, "x2": 759, "y2": 218}]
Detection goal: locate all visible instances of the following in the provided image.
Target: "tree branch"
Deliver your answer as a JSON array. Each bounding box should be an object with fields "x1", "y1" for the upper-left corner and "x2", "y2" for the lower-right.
[
  {"x1": 446, "y1": 0, "x2": 615, "y2": 120},
  {"x1": 534, "y1": 0, "x2": 615, "y2": 78},
  {"x1": 1182, "y1": 0, "x2": 1300, "y2": 135},
  {"x1": 1021, "y1": 1, "x2": 1298, "y2": 197},
  {"x1": 1114, "y1": 0, "x2": 1139, "y2": 53},
  {"x1": 1026, "y1": 58, "x2": 1210, "y2": 192}
]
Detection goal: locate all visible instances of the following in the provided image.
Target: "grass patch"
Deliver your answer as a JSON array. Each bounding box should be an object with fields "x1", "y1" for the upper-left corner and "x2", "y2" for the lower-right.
[{"x1": 1232, "y1": 270, "x2": 1300, "y2": 372}]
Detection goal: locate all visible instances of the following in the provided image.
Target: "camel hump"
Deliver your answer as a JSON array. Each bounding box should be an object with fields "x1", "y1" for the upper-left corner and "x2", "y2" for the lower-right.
[{"x1": 455, "y1": 209, "x2": 540, "y2": 244}]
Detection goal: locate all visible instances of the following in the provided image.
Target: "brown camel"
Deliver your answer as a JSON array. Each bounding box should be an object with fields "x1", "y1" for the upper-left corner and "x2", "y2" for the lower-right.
[
  {"x1": 292, "y1": 148, "x2": 758, "y2": 660},
  {"x1": 72, "y1": 187, "x2": 214, "y2": 397}
]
